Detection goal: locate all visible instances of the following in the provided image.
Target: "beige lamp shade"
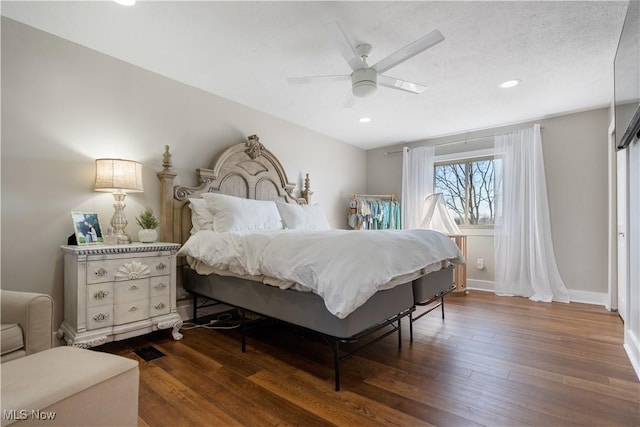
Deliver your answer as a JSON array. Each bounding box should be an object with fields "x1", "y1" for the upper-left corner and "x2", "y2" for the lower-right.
[{"x1": 94, "y1": 158, "x2": 143, "y2": 193}]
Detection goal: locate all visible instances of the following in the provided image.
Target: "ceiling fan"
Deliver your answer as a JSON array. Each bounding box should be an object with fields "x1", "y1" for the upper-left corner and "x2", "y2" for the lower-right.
[{"x1": 288, "y1": 21, "x2": 444, "y2": 106}]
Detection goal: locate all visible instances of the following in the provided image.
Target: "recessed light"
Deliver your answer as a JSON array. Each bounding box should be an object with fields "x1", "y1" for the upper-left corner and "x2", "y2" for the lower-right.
[
  {"x1": 499, "y1": 79, "x2": 521, "y2": 89},
  {"x1": 359, "y1": 117, "x2": 371, "y2": 123},
  {"x1": 114, "y1": 0, "x2": 136, "y2": 6}
]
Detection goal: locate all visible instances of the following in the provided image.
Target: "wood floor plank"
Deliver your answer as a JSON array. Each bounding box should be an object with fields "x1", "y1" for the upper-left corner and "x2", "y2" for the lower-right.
[
  {"x1": 467, "y1": 369, "x2": 636, "y2": 426},
  {"x1": 345, "y1": 374, "x2": 485, "y2": 427},
  {"x1": 136, "y1": 355, "x2": 243, "y2": 426},
  {"x1": 96, "y1": 291, "x2": 639, "y2": 426},
  {"x1": 365, "y1": 368, "x2": 546, "y2": 426},
  {"x1": 289, "y1": 368, "x2": 437, "y2": 427},
  {"x1": 250, "y1": 369, "x2": 431, "y2": 427},
  {"x1": 510, "y1": 368, "x2": 640, "y2": 405},
  {"x1": 153, "y1": 352, "x2": 301, "y2": 426}
]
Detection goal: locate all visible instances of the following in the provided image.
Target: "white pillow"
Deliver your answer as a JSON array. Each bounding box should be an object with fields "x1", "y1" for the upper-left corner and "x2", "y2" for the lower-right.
[
  {"x1": 189, "y1": 198, "x2": 216, "y2": 233},
  {"x1": 276, "y1": 202, "x2": 331, "y2": 230},
  {"x1": 202, "y1": 193, "x2": 283, "y2": 232}
]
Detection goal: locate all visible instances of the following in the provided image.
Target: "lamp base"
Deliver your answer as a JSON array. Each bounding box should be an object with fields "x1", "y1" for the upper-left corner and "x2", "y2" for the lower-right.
[
  {"x1": 110, "y1": 191, "x2": 132, "y2": 245},
  {"x1": 117, "y1": 234, "x2": 131, "y2": 245}
]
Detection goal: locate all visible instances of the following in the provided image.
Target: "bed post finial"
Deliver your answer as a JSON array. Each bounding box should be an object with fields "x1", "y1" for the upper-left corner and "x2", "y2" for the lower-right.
[
  {"x1": 302, "y1": 173, "x2": 312, "y2": 204},
  {"x1": 162, "y1": 145, "x2": 173, "y2": 172},
  {"x1": 245, "y1": 134, "x2": 265, "y2": 160}
]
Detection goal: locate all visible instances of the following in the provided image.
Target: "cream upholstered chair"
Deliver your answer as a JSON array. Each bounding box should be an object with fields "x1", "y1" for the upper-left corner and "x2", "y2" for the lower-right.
[{"x1": 1, "y1": 290, "x2": 53, "y2": 362}]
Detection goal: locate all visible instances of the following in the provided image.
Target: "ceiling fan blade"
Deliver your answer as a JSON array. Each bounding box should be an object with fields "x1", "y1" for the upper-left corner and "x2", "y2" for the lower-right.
[
  {"x1": 343, "y1": 91, "x2": 356, "y2": 108},
  {"x1": 372, "y1": 30, "x2": 444, "y2": 75},
  {"x1": 379, "y1": 75, "x2": 426, "y2": 94},
  {"x1": 325, "y1": 21, "x2": 365, "y2": 71},
  {"x1": 287, "y1": 75, "x2": 350, "y2": 84}
]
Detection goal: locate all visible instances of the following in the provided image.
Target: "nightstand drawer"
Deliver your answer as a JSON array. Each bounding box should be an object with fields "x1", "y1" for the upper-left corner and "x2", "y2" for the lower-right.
[
  {"x1": 86, "y1": 255, "x2": 171, "y2": 284},
  {"x1": 150, "y1": 295, "x2": 170, "y2": 316},
  {"x1": 114, "y1": 279, "x2": 149, "y2": 303},
  {"x1": 87, "y1": 283, "x2": 114, "y2": 307},
  {"x1": 87, "y1": 305, "x2": 113, "y2": 330},
  {"x1": 150, "y1": 276, "x2": 170, "y2": 297},
  {"x1": 147, "y1": 256, "x2": 171, "y2": 276},
  {"x1": 114, "y1": 301, "x2": 150, "y2": 325}
]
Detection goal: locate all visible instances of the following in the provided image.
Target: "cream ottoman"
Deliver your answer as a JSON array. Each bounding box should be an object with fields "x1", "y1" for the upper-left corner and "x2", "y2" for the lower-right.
[{"x1": 1, "y1": 346, "x2": 139, "y2": 426}]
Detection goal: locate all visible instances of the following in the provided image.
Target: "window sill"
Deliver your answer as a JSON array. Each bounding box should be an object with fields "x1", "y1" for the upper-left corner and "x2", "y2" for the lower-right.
[{"x1": 458, "y1": 227, "x2": 494, "y2": 237}]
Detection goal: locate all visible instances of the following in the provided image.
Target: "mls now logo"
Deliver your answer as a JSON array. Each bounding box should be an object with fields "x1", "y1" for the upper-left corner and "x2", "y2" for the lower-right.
[
  {"x1": 3, "y1": 409, "x2": 56, "y2": 421},
  {"x1": 3, "y1": 410, "x2": 28, "y2": 421},
  {"x1": 30, "y1": 410, "x2": 56, "y2": 420}
]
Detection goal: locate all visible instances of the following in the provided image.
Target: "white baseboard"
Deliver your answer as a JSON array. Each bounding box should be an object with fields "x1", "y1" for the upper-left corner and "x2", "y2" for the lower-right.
[
  {"x1": 624, "y1": 328, "x2": 640, "y2": 381},
  {"x1": 567, "y1": 289, "x2": 609, "y2": 306},
  {"x1": 467, "y1": 279, "x2": 495, "y2": 292},
  {"x1": 467, "y1": 280, "x2": 609, "y2": 307}
]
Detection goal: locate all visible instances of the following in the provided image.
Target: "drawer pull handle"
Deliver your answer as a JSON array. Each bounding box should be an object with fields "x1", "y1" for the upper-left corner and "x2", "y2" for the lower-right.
[
  {"x1": 95, "y1": 267, "x2": 108, "y2": 277},
  {"x1": 129, "y1": 284, "x2": 139, "y2": 291},
  {"x1": 156, "y1": 262, "x2": 167, "y2": 271},
  {"x1": 94, "y1": 290, "x2": 109, "y2": 300},
  {"x1": 93, "y1": 313, "x2": 109, "y2": 322},
  {"x1": 154, "y1": 283, "x2": 167, "y2": 291},
  {"x1": 129, "y1": 306, "x2": 138, "y2": 312},
  {"x1": 154, "y1": 302, "x2": 166, "y2": 310}
]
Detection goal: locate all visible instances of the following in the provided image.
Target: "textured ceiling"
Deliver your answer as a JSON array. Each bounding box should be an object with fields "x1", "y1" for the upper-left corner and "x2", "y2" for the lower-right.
[{"x1": 1, "y1": 1, "x2": 629, "y2": 149}]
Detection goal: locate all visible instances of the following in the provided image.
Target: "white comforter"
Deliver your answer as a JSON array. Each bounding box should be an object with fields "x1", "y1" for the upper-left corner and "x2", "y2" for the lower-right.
[{"x1": 178, "y1": 229, "x2": 464, "y2": 319}]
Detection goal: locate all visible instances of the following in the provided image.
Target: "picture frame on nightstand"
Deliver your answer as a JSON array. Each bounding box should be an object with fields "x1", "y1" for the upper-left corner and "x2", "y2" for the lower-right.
[{"x1": 71, "y1": 212, "x2": 104, "y2": 245}]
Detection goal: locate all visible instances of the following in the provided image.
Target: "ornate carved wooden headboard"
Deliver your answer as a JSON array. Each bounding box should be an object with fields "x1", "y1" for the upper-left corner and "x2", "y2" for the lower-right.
[{"x1": 157, "y1": 135, "x2": 311, "y2": 246}]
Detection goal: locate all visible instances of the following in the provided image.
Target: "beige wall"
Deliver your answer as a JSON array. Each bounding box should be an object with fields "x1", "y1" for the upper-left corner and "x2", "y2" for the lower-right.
[
  {"x1": 1, "y1": 18, "x2": 366, "y2": 326},
  {"x1": 366, "y1": 108, "x2": 610, "y2": 300}
]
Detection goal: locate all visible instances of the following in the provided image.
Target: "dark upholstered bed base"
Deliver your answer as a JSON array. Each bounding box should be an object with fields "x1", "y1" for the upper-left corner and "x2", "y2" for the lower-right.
[
  {"x1": 412, "y1": 266, "x2": 455, "y2": 304},
  {"x1": 183, "y1": 267, "x2": 417, "y2": 338}
]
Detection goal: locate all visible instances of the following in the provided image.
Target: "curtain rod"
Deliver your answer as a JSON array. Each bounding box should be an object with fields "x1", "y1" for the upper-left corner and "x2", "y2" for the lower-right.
[{"x1": 383, "y1": 126, "x2": 544, "y2": 156}]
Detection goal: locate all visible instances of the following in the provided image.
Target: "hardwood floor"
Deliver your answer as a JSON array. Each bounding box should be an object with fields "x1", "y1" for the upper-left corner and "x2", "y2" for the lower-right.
[{"x1": 97, "y1": 291, "x2": 639, "y2": 426}]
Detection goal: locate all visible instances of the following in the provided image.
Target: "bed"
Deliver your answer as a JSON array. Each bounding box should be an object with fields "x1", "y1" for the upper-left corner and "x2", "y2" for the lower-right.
[{"x1": 157, "y1": 135, "x2": 463, "y2": 390}]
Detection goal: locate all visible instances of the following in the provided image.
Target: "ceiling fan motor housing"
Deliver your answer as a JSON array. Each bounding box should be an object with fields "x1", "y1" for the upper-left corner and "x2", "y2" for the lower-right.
[{"x1": 352, "y1": 68, "x2": 378, "y2": 97}]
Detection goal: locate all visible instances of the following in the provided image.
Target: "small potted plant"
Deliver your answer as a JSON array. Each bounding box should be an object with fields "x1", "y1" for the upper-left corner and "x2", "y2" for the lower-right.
[{"x1": 135, "y1": 207, "x2": 159, "y2": 243}]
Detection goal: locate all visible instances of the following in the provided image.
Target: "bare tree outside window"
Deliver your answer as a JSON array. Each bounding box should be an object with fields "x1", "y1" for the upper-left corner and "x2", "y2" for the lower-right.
[{"x1": 434, "y1": 157, "x2": 499, "y2": 226}]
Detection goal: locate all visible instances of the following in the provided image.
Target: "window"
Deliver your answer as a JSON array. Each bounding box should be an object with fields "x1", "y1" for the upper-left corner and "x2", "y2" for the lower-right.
[{"x1": 434, "y1": 156, "x2": 500, "y2": 226}]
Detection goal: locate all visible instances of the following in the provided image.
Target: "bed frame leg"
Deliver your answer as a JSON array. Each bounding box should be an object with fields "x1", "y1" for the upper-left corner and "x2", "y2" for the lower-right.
[
  {"x1": 192, "y1": 294, "x2": 198, "y2": 322},
  {"x1": 240, "y1": 310, "x2": 246, "y2": 353},
  {"x1": 441, "y1": 297, "x2": 445, "y2": 320},
  {"x1": 397, "y1": 317, "x2": 402, "y2": 348},
  {"x1": 334, "y1": 339, "x2": 341, "y2": 391},
  {"x1": 409, "y1": 311, "x2": 414, "y2": 343}
]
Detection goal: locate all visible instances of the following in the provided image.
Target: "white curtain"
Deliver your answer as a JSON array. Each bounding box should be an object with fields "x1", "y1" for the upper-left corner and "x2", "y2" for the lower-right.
[
  {"x1": 420, "y1": 193, "x2": 462, "y2": 235},
  {"x1": 494, "y1": 124, "x2": 570, "y2": 302},
  {"x1": 401, "y1": 146, "x2": 435, "y2": 230}
]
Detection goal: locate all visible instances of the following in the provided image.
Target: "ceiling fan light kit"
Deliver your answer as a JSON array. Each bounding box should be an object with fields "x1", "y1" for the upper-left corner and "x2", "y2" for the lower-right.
[{"x1": 352, "y1": 68, "x2": 378, "y2": 97}]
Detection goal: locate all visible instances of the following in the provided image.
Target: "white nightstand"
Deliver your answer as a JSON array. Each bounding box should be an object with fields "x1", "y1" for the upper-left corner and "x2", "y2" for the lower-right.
[{"x1": 58, "y1": 242, "x2": 183, "y2": 348}]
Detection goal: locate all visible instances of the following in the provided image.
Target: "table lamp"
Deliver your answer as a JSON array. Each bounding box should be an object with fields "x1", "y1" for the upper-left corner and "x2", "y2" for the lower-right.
[{"x1": 94, "y1": 158, "x2": 143, "y2": 244}]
